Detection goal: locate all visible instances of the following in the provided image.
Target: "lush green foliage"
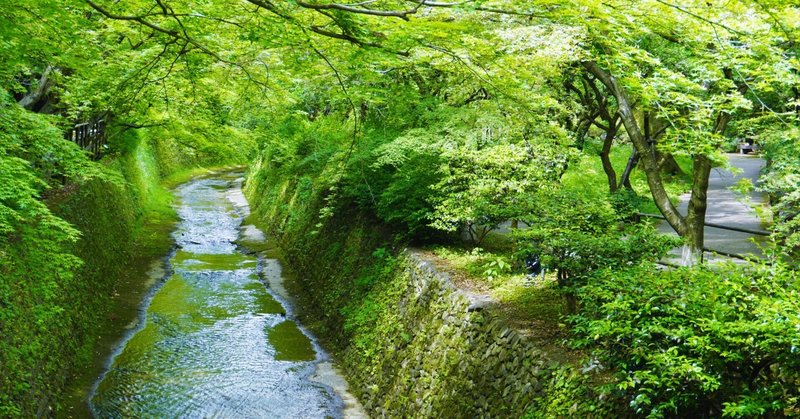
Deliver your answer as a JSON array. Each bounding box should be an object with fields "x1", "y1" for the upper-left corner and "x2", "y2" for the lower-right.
[
  {"x1": 572, "y1": 263, "x2": 800, "y2": 417},
  {"x1": 513, "y1": 192, "x2": 678, "y2": 293},
  {"x1": 3, "y1": 0, "x2": 800, "y2": 416},
  {"x1": 241, "y1": 1, "x2": 800, "y2": 414},
  {"x1": 756, "y1": 125, "x2": 800, "y2": 259},
  {"x1": 0, "y1": 91, "x2": 92, "y2": 415}
]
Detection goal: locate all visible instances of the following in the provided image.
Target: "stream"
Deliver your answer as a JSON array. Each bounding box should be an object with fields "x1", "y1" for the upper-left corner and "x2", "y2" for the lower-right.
[{"x1": 89, "y1": 172, "x2": 361, "y2": 418}]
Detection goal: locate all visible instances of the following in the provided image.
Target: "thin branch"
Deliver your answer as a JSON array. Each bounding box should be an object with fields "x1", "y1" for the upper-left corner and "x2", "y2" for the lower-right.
[
  {"x1": 126, "y1": 31, "x2": 156, "y2": 49},
  {"x1": 86, "y1": 0, "x2": 269, "y2": 90},
  {"x1": 118, "y1": 122, "x2": 167, "y2": 129},
  {"x1": 411, "y1": 0, "x2": 545, "y2": 17},
  {"x1": 653, "y1": 0, "x2": 746, "y2": 35},
  {"x1": 85, "y1": 0, "x2": 179, "y2": 36},
  {"x1": 592, "y1": 120, "x2": 609, "y2": 131},
  {"x1": 754, "y1": 0, "x2": 795, "y2": 45},
  {"x1": 172, "y1": 13, "x2": 250, "y2": 29},
  {"x1": 244, "y1": 0, "x2": 408, "y2": 55},
  {"x1": 309, "y1": 25, "x2": 380, "y2": 47},
  {"x1": 149, "y1": 42, "x2": 189, "y2": 85},
  {"x1": 711, "y1": 24, "x2": 789, "y2": 126},
  {"x1": 296, "y1": 0, "x2": 423, "y2": 20},
  {"x1": 310, "y1": 44, "x2": 360, "y2": 165},
  {"x1": 154, "y1": 0, "x2": 168, "y2": 15}
]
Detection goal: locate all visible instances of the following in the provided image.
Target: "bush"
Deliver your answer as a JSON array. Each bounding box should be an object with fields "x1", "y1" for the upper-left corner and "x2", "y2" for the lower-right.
[
  {"x1": 571, "y1": 262, "x2": 800, "y2": 418},
  {"x1": 513, "y1": 192, "x2": 677, "y2": 311},
  {"x1": 757, "y1": 125, "x2": 800, "y2": 260}
]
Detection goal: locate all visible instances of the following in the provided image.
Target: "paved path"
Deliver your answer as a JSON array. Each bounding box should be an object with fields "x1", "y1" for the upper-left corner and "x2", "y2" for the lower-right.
[{"x1": 658, "y1": 153, "x2": 770, "y2": 262}]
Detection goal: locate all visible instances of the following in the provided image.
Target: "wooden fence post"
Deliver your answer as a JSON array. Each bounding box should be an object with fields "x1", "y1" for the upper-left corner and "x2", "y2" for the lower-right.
[{"x1": 64, "y1": 118, "x2": 108, "y2": 161}]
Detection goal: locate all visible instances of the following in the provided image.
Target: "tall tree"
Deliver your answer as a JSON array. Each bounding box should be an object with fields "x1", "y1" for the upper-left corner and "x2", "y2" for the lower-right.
[{"x1": 572, "y1": 0, "x2": 781, "y2": 264}]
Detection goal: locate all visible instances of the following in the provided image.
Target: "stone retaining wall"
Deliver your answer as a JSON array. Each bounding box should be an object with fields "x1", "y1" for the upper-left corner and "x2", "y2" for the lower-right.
[{"x1": 346, "y1": 251, "x2": 552, "y2": 417}]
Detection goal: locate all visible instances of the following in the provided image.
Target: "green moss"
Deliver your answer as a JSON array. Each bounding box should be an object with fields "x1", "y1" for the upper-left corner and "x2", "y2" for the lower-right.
[
  {"x1": 172, "y1": 251, "x2": 257, "y2": 271},
  {"x1": 250, "y1": 287, "x2": 286, "y2": 315},
  {"x1": 147, "y1": 273, "x2": 211, "y2": 328},
  {"x1": 268, "y1": 321, "x2": 316, "y2": 362}
]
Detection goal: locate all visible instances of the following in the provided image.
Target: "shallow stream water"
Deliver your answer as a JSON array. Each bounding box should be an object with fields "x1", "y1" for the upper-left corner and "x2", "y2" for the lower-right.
[{"x1": 90, "y1": 173, "x2": 357, "y2": 418}]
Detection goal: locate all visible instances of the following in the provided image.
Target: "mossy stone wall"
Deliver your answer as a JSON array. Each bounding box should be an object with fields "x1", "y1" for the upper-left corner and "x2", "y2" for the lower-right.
[{"x1": 344, "y1": 251, "x2": 552, "y2": 417}]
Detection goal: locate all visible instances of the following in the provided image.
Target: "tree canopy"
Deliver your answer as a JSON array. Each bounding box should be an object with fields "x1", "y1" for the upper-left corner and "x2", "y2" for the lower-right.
[{"x1": 2, "y1": 0, "x2": 800, "y2": 416}]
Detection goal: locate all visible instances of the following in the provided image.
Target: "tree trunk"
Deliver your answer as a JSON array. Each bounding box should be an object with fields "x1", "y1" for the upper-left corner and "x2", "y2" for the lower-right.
[
  {"x1": 619, "y1": 146, "x2": 637, "y2": 190},
  {"x1": 557, "y1": 269, "x2": 578, "y2": 314},
  {"x1": 574, "y1": 116, "x2": 595, "y2": 150},
  {"x1": 581, "y1": 61, "x2": 748, "y2": 267},
  {"x1": 682, "y1": 155, "x2": 712, "y2": 265},
  {"x1": 599, "y1": 121, "x2": 620, "y2": 192},
  {"x1": 17, "y1": 66, "x2": 55, "y2": 112},
  {"x1": 582, "y1": 61, "x2": 688, "y2": 236}
]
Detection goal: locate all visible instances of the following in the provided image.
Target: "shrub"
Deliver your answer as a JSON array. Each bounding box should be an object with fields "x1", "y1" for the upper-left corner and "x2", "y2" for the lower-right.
[
  {"x1": 513, "y1": 192, "x2": 677, "y2": 311},
  {"x1": 571, "y1": 262, "x2": 800, "y2": 418},
  {"x1": 757, "y1": 125, "x2": 800, "y2": 260}
]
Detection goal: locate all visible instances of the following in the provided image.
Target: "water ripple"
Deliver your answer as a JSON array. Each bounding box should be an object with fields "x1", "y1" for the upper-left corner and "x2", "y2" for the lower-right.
[{"x1": 91, "y1": 175, "x2": 343, "y2": 418}]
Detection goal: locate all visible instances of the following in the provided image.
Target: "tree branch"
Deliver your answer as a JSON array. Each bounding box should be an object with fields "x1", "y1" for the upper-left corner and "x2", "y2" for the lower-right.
[
  {"x1": 86, "y1": 0, "x2": 269, "y2": 90},
  {"x1": 17, "y1": 66, "x2": 55, "y2": 110},
  {"x1": 296, "y1": 0, "x2": 423, "y2": 20},
  {"x1": 653, "y1": 0, "x2": 746, "y2": 35},
  {"x1": 85, "y1": 0, "x2": 179, "y2": 36},
  {"x1": 412, "y1": 0, "x2": 545, "y2": 17},
  {"x1": 582, "y1": 60, "x2": 687, "y2": 235}
]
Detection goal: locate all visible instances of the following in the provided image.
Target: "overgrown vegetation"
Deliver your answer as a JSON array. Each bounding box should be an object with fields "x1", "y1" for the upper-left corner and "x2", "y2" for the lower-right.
[
  {"x1": 1, "y1": 91, "x2": 93, "y2": 416},
  {"x1": 573, "y1": 263, "x2": 800, "y2": 417},
  {"x1": 757, "y1": 125, "x2": 800, "y2": 260},
  {"x1": 3, "y1": 0, "x2": 800, "y2": 416},
  {"x1": 0, "y1": 100, "x2": 252, "y2": 415}
]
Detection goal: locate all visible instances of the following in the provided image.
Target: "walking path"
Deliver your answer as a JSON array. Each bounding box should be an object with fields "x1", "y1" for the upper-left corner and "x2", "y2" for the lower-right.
[{"x1": 658, "y1": 153, "x2": 770, "y2": 262}]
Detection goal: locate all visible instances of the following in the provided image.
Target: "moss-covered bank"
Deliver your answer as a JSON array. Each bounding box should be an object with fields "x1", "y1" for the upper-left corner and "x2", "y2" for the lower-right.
[
  {"x1": 244, "y1": 156, "x2": 619, "y2": 417},
  {"x1": 0, "y1": 124, "x2": 252, "y2": 417},
  {"x1": 344, "y1": 251, "x2": 553, "y2": 416}
]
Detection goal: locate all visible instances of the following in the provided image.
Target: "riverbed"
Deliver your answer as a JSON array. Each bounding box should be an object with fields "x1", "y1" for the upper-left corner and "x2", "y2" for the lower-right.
[{"x1": 89, "y1": 172, "x2": 362, "y2": 418}]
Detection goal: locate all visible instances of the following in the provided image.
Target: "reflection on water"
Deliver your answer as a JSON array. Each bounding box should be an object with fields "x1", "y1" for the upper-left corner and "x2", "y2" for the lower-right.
[{"x1": 91, "y1": 174, "x2": 342, "y2": 418}]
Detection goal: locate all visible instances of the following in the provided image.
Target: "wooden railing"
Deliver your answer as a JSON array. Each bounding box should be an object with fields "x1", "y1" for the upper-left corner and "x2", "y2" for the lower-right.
[{"x1": 65, "y1": 118, "x2": 107, "y2": 160}]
